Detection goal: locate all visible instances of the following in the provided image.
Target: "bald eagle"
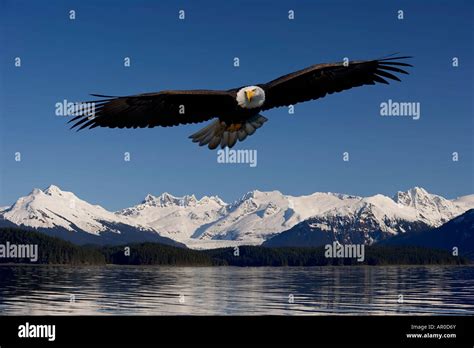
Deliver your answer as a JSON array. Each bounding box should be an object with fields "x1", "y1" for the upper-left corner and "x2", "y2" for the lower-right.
[{"x1": 69, "y1": 56, "x2": 412, "y2": 149}]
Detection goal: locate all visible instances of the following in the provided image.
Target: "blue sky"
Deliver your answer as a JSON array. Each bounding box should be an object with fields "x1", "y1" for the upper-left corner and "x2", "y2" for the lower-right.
[{"x1": 1, "y1": 0, "x2": 473, "y2": 210}]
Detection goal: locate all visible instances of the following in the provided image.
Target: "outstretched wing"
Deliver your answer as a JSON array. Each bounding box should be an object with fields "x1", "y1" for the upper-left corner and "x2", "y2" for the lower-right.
[
  {"x1": 69, "y1": 90, "x2": 236, "y2": 130},
  {"x1": 260, "y1": 56, "x2": 412, "y2": 111}
]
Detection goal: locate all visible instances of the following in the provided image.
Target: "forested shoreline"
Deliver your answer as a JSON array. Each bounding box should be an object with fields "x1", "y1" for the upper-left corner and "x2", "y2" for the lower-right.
[{"x1": 0, "y1": 228, "x2": 468, "y2": 266}]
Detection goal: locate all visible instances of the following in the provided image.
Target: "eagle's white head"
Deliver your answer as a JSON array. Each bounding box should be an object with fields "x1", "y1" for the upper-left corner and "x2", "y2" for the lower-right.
[{"x1": 236, "y1": 85, "x2": 265, "y2": 109}]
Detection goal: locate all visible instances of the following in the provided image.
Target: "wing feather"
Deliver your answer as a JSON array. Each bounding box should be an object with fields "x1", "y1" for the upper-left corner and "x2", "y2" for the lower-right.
[
  {"x1": 260, "y1": 56, "x2": 412, "y2": 110},
  {"x1": 69, "y1": 90, "x2": 236, "y2": 130}
]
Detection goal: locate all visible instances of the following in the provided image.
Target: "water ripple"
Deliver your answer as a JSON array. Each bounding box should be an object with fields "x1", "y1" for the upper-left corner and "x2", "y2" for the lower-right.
[{"x1": 0, "y1": 265, "x2": 473, "y2": 315}]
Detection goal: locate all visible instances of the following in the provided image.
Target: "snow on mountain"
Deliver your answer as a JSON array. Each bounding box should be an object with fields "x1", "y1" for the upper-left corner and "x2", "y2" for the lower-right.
[
  {"x1": 193, "y1": 190, "x2": 361, "y2": 244},
  {"x1": 194, "y1": 188, "x2": 474, "y2": 245},
  {"x1": 263, "y1": 188, "x2": 474, "y2": 247},
  {"x1": 452, "y1": 194, "x2": 474, "y2": 210},
  {"x1": 1, "y1": 185, "x2": 473, "y2": 248},
  {"x1": 117, "y1": 192, "x2": 227, "y2": 242},
  {"x1": 393, "y1": 187, "x2": 465, "y2": 225},
  {"x1": 2, "y1": 185, "x2": 135, "y2": 234},
  {"x1": 0, "y1": 185, "x2": 182, "y2": 246},
  {"x1": 380, "y1": 209, "x2": 474, "y2": 258}
]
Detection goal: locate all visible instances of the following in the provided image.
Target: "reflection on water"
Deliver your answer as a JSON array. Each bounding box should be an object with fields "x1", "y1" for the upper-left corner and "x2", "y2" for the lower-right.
[{"x1": 0, "y1": 265, "x2": 473, "y2": 315}]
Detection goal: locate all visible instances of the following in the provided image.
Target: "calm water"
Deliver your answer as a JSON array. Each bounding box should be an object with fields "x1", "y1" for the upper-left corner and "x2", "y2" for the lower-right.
[{"x1": 0, "y1": 265, "x2": 473, "y2": 315}]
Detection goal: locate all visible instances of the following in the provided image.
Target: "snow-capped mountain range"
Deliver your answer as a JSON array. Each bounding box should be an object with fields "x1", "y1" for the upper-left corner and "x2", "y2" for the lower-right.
[
  {"x1": 0, "y1": 185, "x2": 473, "y2": 249},
  {"x1": 0, "y1": 185, "x2": 183, "y2": 247}
]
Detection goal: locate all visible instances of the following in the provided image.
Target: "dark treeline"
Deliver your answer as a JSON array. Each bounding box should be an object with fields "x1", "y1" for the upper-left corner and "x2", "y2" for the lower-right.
[
  {"x1": 104, "y1": 243, "x2": 213, "y2": 266},
  {"x1": 205, "y1": 245, "x2": 467, "y2": 266},
  {"x1": 0, "y1": 228, "x2": 468, "y2": 266},
  {"x1": 0, "y1": 228, "x2": 105, "y2": 265}
]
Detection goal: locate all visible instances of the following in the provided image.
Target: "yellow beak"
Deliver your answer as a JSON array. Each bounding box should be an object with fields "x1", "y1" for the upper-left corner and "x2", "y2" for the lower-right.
[{"x1": 245, "y1": 89, "x2": 255, "y2": 102}]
